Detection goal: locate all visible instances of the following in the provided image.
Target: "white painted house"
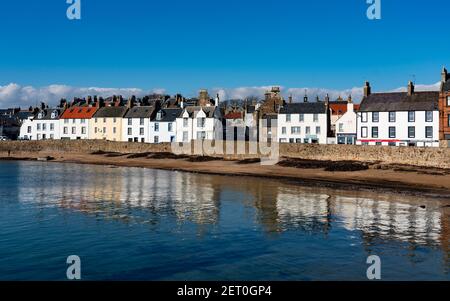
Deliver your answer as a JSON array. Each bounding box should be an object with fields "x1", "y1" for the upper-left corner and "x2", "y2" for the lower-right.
[
  {"x1": 176, "y1": 106, "x2": 223, "y2": 142},
  {"x1": 335, "y1": 101, "x2": 357, "y2": 144},
  {"x1": 19, "y1": 114, "x2": 34, "y2": 140},
  {"x1": 150, "y1": 108, "x2": 182, "y2": 143},
  {"x1": 277, "y1": 102, "x2": 328, "y2": 144},
  {"x1": 19, "y1": 109, "x2": 62, "y2": 140},
  {"x1": 356, "y1": 82, "x2": 440, "y2": 147},
  {"x1": 59, "y1": 106, "x2": 98, "y2": 140},
  {"x1": 122, "y1": 106, "x2": 155, "y2": 143}
]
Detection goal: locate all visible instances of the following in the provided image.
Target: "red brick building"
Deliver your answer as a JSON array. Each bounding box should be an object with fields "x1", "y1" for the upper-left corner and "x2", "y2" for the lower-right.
[{"x1": 439, "y1": 67, "x2": 450, "y2": 142}]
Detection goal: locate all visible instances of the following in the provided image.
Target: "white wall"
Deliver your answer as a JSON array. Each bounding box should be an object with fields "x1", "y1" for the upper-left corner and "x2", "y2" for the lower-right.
[
  {"x1": 60, "y1": 119, "x2": 90, "y2": 140},
  {"x1": 150, "y1": 121, "x2": 176, "y2": 143},
  {"x1": 335, "y1": 103, "x2": 357, "y2": 144},
  {"x1": 19, "y1": 117, "x2": 34, "y2": 140},
  {"x1": 277, "y1": 113, "x2": 328, "y2": 144},
  {"x1": 356, "y1": 111, "x2": 440, "y2": 147},
  {"x1": 122, "y1": 118, "x2": 150, "y2": 143}
]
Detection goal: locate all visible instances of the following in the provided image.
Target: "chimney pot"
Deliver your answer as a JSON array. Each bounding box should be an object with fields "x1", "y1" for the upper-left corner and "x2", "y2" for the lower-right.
[
  {"x1": 364, "y1": 81, "x2": 371, "y2": 98},
  {"x1": 408, "y1": 81, "x2": 414, "y2": 96}
]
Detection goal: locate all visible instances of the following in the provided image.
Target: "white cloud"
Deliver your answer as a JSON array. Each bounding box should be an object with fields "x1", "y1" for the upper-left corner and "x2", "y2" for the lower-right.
[
  {"x1": 0, "y1": 83, "x2": 154, "y2": 109},
  {"x1": 0, "y1": 82, "x2": 442, "y2": 109}
]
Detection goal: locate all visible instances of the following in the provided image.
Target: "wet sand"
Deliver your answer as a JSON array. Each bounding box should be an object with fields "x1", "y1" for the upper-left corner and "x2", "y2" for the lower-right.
[{"x1": 1, "y1": 150, "x2": 450, "y2": 199}]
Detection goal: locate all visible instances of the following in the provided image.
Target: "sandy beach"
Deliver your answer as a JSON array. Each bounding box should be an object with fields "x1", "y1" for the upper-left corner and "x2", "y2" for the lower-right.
[{"x1": 1, "y1": 150, "x2": 450, "y2": 199}]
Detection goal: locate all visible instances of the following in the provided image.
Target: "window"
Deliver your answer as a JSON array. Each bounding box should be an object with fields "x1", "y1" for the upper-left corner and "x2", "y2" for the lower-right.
[
  {"x1": 338, "y1": 123, "x2": 343, "y2": 133},
  {"x1": 372, "y1": 127, "x2": 378, "y2": 138},
  {"x1": 282, "y1": 127, "x2": 287, "y2": 135},
  {"x1": 372, "y1": 112, "x2": 379, "y2": 123},
  {"x1": 42, "y1": 124, "x2": 46, "y2": 131},
  {"x1": 128, "y1": 119, "x2": 132, "y2": 126},
  {"x1": 95, "y1": 127, "x2": 98, "y2": 134},
  {"x1": 425, "y1": 126, "x2": 433, "y2": 139},
  {"x1": 37, "y1": 123, "x2": 41, "y2": 131},
  {"x1": 361, "y1": 127, "x2": 368, "y2": 138},
  {"x1": 140, "y1": 118, "x2": 144, "y2": 126},
  {"x1": 37, "y1": 134, "x2": 41, "y2": 140},
  {"x1": 95, "y1": 118, "x2": 98, "y2": 123},
  {"x1": 113, "y1": 118, "x2": 117, "y2": 123},
  {"x1": 316, "y1": 126, "x2": 321, "y2": 135},
  {"x1": 140, "y1": 128, "x2": 144, "y2": 135},
  {"x1": 154, "y1": 136, "x2": 159, "y2": 143},
  {"x1": 447, "y1": 96, "x2": 450, "y2": 106},
  {"x1": 82, "y1": 127, "x2": 86, "y2": 135},
  {"x1": 183, "y1": 131, "x2": 188, "y2": 142},
  {"x1": 63, "y1": 127, "x2": 68, "y2": 134},
  {"x1": 408, "y1": 111, "x2": 415, "y2": 122},
  {"x1": 103, "y1": 118, "x2": 106, "y2": 123},
  {"x1": 102, "y1": 127, "x2": 106, "y2": 133},
  {"x1": 289, "y1": 138, "x2": 294, "y2": 143},
  {"x1": 183, "y1": 118, "x2": 188, "y2": 127},
  {"x1": 305, "y1": 127, "x2": 311, "y2": 135},
  {"x1": 81, "y1": 119, "x2": 86, "y2": 124},
  {"x1": 286, "y1": 114, "x2": 291, "y2": 122},
  {"x1": 425, "y1": 111, "x2": 433, "y2": 122},
  {"x1": 448, "y1": 114, "x2": 450, "y2": 127},
  {"x1": 168, "y1": 123, "x2": 173, "y2": 132},
  {"x1": 299, "y1": 114, "x2": 304, "y2": 122},
  {"x1": 72, "y1": 119, "x2": 75, "y2": 124},
  {"x1": 389, "y1": 112, "x2": 396, "y2": 123},
  {"x1": 197, "y1": 131, "x2": 206, "y2": 140},
  {"x1": 128, "y1": 138, "x2": 133, "y2": 142},
  {"x1": 197, "y1": 118, "x2": 206, "y2": 128},
  {"x1": 313, "y1": 114, "x2": 319, "y2": 122},
  {"x1": 361, "y1": 112, "x2": 368, "y2": 123},
  {"x1": 50, "y1": 123, "x2": 54, "y2": 131},
  {"x1": 291, "y1": 127, "x2": 301, "y2": 134},
  {"x1": 154, "y1": 123, "x2": 159, "y2": 132},
  {"x1": 113, "y1": 127, "x2": 116, "y2": 134},
  {"x1": 128, "y1": 128, "x2": 132, "y2": 135},
  {"x1": 72, "y1": 127, "x2": 76, "y2": 134},
  {"x1": 408, "y1": 126, "x2": 415, "y2": 138},
  {"x1": 50, "y1": 134, "x2": 54, "y2": 140},
  {"x1": 64, "y1": 119, "x2": 69, "y2": 124},
  {"x1": 27, "y1": 126, "x2": 31, "y2": 133},
  {"x1": 389, "y1": 127, "x2": 396, "y2": 138}
]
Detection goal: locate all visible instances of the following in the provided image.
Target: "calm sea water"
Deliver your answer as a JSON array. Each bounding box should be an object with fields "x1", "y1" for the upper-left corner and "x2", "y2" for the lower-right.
[{"x1": 0, "y1": 161, "x2": 448, "y2": 281}]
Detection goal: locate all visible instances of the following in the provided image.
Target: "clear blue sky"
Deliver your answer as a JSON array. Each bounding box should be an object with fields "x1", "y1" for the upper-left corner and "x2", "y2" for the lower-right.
[{"x1": 1, "y1": 0, "x2": 449, "y2": 93}]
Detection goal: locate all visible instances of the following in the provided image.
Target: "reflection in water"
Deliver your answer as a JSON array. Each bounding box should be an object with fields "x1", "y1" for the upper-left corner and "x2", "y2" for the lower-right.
[{"x1": 6, "y1": 161, "x2": 450, "y2": 279}]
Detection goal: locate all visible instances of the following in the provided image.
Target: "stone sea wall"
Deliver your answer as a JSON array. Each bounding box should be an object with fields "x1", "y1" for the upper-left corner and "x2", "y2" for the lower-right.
[{"x1": 0, "y1": 140, "x2": 449, "y2": 169}]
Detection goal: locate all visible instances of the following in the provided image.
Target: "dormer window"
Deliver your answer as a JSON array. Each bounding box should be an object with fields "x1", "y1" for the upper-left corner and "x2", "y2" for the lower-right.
[
  {"x1": 156, "y1": 111, "x2": 163, "y2": 120},
  {"x1": 51, "y1": 111, "x2": 57, "y2": 119},
  {"x1": 38, "y1": 113, "x2": 44, "y2": 119}
]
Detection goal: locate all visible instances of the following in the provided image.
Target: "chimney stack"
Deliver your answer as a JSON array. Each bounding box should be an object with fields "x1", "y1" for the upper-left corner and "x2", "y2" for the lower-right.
[
  {"x1": 408, "y1": 81, "x2": 414, "y2": 96},
  {"x1": 215, "y1": 93, "x2": 220, "y2": 107},
  {"x1": 442, "y1": 67, "x2": 448, "y2": 83},
  {"x1": 364, "y1": 81, "x2": 371, "y2": 98}
]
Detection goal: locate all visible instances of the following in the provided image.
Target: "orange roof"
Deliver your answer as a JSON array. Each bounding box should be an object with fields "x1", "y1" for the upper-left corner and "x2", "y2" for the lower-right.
[
  {"x1": 329, "y1": 103, "x2": 348, "y2": 115},
  {"x1": 224, "y1": 112, "x2": 243, "y2": 119},
  {"x1": 60, "y1": 106, "x2": 98, "y2": 119}
]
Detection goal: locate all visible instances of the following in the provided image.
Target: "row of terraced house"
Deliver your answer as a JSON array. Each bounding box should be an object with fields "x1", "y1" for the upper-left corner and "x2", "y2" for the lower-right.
[{"x1": 10, "y1": 68, "x2": 450, "y2": 147}]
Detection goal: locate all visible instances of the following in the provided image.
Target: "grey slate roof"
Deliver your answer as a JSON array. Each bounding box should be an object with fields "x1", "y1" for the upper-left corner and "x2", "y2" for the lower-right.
[
  {"x1": 359, "y1": 92, "x2": 439, "y2": 112},
  {"x1": 124, "y1": 106, "x2": 154, "y2": 119},
  {"x1": 94, "y1": 106, "x2": 128, "y2": 118},
  {"x1": 181, "y1": 106, "x2": 221, "y2": 118},
  {"x1": 153, "y1": 108, "x2": 182, "y2": 122},
  {"x1": 279, "y1": 102, "x2": 327, "y2": 114},
  {"x1": 34, "y1": 109, "x2": 63, "y2": 120}
]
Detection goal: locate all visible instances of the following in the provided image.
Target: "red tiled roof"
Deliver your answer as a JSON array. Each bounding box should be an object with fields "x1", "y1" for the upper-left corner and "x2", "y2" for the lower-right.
[
  {"x1": 224, "y1": 112, "x2": 243, "y2": 119},
  {"x1": 60, "y1": 106, "x2": 98, "y2": 119},
  {"x1": 329, "y1": 103, "x2": 348, "y2": 115}
]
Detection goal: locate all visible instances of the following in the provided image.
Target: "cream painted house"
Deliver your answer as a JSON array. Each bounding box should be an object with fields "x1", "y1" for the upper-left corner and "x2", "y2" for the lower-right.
[{"x1": 90, "y1": 106, "x2": 128, "y2": 141}]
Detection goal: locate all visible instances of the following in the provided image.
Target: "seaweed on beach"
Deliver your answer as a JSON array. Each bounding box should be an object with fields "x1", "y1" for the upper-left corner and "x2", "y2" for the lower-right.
[
  {"x1": 278, "y1": 158, "x2": 369, "y2": 172},
  {"x1": 147, "y1": 152, "x2": 189, "y2": 160},
  {"x1": 186, "y1": 155, "x2": 222, "y2": 162},
  {"x1": 127, "y1": 152, "x2": 152, "y2": 159},
  {"x1": 236, "y1": 158, "x2": 261, "y2": 164}
]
